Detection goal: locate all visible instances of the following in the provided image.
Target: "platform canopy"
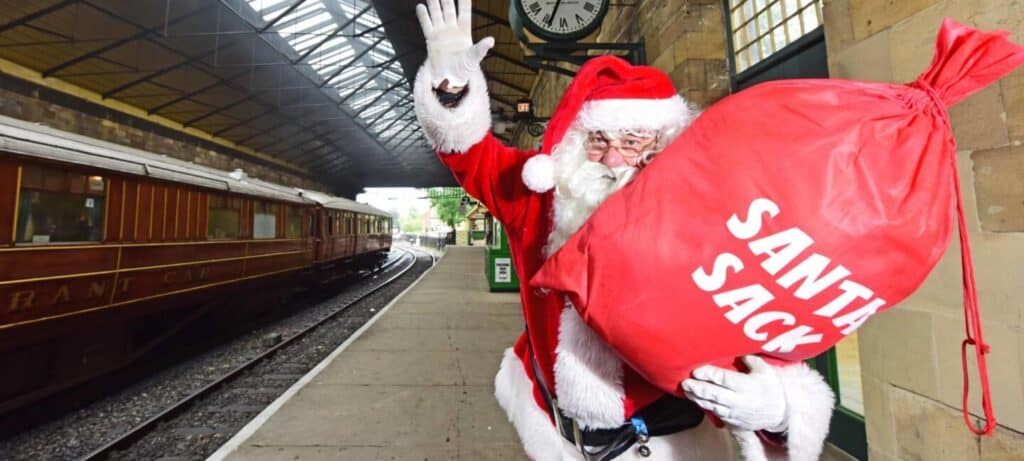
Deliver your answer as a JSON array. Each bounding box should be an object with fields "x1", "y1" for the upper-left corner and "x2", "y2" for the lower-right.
[{"x1": 0, "y1": 0, "x2": 538, "y2": 194}]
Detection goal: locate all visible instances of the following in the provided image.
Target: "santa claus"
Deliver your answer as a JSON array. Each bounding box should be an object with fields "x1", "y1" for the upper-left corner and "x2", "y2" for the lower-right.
[{"x1": 413, "y1": 1, "x2": 835, "y2": 459}]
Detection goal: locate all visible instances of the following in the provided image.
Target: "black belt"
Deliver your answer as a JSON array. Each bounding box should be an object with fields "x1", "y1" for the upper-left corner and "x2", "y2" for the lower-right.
[{"x1": 528, "y1": 349, "x2": 704, "y2": 460}]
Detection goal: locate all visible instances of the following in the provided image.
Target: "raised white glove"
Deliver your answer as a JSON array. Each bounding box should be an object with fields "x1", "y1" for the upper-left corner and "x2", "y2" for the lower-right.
[
  {"x1": 681, "y1": 355, "x2": 789, "y2": 433},
  {"x1": 415, "y1": 0, "x2": 494, "y2": 89}
]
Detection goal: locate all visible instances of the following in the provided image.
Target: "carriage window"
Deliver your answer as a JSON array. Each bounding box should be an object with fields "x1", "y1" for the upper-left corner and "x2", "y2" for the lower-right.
[
  {"x1": 15, "y1": 164, "x2": 106, "y2": 243},
  {"x1": 253, "y1": 201, "x2": 278, "y2": 239},
  {"x1": 207, "y1": 195, "x2": 241, "y2": 239},
  {"x1": 286, "y1": 206, "x2": 303, "y2": 239}
]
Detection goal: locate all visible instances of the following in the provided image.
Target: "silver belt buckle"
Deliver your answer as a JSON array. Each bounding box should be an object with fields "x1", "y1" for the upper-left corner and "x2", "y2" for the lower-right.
[
  {"x1": 572, "y1": 418, "x2": 584, "y2": 452},
  {"x1": 572, "y1": 418, "x2": 603, "y2": 461},
  {"x1": 551, "y1": 398, "x2": 564, "y2": 435}
]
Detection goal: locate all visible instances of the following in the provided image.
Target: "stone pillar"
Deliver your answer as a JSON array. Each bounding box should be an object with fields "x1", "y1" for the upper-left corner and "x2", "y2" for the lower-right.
[{"x1": 824, "y1": 0, "x2": 1024, "y2": 459}]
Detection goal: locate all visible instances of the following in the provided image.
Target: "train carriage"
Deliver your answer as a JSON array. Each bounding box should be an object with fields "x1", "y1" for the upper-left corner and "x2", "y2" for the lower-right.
[
  {"x1": 0, "y1": 114, "x2": 391, "y2": 413},
  {"x1": 298, "y1": 190, "x2": 392, "y2": 282}
]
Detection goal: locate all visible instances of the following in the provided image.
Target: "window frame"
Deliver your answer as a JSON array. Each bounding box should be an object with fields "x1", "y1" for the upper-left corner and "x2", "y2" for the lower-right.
[
  {"x1": 206, "y1": 193, "x2": 243, "y2": 240},
  {"x1": 285, "y1": 205, "x2": 304, "y2": 239},
  {"x1": 14, "y1": 162, "x2": 109, "y2": 245},
  {"x1": 723, "y1": 0, "x2": 825, "y2": 90}
]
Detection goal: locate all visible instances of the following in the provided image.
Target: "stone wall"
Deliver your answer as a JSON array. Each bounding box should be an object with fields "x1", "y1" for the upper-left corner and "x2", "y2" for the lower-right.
[
  {"x1": 513, "y1": 0, "x2": 730, "y2": 148},
  {"x1": 825, "y1": 0, "x2": 1024, "y2": 459},
  {"x1": 0, "y1": 74, "x2": 328, "y2": 193}
]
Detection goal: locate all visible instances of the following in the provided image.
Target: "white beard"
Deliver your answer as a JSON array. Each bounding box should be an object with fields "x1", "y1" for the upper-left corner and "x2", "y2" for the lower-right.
[
  {"x1": 546, "y1": 130, "x2": 639, "y2": 257},
  {"x1": 545, "y1": 131, "x2": 640, "y2": 429}
]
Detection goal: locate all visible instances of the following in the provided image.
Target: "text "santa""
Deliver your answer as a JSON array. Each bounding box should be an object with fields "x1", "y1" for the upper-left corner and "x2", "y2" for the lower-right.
[{"x1": 691, "y1": 198, "x2": 887, "y2": 353}]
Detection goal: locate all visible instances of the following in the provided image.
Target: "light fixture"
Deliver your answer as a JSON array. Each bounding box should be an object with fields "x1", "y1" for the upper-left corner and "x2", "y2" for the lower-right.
[{"x1": 514, "y1": 97, "x2": 534, "y2": 121}]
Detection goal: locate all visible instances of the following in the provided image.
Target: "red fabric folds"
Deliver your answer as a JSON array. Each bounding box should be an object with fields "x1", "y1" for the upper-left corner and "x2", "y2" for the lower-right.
[{"x1": 531, "y1": 18, "x2": 1023, "y2": 435}]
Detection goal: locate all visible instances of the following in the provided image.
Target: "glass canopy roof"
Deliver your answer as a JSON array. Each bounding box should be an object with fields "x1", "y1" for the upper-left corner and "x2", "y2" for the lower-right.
[{"x1": 245, "y1": 0, "x2": 417, "y2": 151}]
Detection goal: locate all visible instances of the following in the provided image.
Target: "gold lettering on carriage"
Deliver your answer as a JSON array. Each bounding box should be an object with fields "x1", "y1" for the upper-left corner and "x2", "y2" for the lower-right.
[
  {"x1": 162, "y1": 267, "x2": 209, "y2": 286},
  {"x1": 7, "y1": 276, "x2": 136, "y2": 312}
]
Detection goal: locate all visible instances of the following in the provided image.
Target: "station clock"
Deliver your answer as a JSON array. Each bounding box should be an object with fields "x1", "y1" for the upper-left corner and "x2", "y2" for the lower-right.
[{"x1": 513, "y1": 0, "x2": 610, "y2": 42}]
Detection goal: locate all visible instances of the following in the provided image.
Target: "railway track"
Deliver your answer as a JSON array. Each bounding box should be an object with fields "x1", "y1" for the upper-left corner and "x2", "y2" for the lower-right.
[
  {"x1": 76, "y1": 246, "x2": 432, "y2": 460},
  {"x1": 0, "y1": 246, "x2": 437, "y2": 461}
]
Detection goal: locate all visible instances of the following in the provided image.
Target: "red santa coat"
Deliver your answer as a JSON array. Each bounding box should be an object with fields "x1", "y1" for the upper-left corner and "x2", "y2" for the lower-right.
[
  {"x1": 437, "y1": 132, "x2": 669, "y2": 418},
  {"x1": 413, "y1": 56, "x2": 835, "y2": 461}
]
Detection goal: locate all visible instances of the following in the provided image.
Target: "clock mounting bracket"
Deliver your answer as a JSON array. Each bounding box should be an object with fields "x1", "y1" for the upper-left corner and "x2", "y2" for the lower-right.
[{"x1": 506, "y1": 3, "x2": 646, "y2": 78}]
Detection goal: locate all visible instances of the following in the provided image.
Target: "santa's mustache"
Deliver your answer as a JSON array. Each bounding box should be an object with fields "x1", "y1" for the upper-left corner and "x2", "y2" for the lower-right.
[{"x1": 566, "y1": 161, "x2": 638, "y2": 208}]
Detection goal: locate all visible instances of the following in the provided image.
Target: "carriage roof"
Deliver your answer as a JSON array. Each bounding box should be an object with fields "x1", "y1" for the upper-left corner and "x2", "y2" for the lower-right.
[
  {"x1": 0, "y1": 114, "x2": 314, "y2": 205},
  {"x1": 295, "y1": 189, "x2": 391, "y2": 218}
]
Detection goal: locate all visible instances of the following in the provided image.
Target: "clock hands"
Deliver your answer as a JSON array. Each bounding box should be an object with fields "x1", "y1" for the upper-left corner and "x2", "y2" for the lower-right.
[{"x1": 547, "y1": 0, "x2": 562, "y2": 27}]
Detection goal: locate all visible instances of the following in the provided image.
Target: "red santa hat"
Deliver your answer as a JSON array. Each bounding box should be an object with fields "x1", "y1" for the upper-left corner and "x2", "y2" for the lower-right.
[{"x1": 521, "y1": 55, "x2": 696, "y2": 193}]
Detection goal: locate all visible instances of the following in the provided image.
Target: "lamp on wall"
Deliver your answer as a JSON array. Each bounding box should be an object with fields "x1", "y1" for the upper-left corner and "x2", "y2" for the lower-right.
[
  {"x1": 512, "y1": 97, "x2": 548, "y2": 137},
  {"x1": 513, "y1": 97, "x2": 534, "y2": 121}
]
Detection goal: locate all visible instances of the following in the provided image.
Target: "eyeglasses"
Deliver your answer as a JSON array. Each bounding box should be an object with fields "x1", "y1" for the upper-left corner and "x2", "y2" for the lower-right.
[{"x1": 586, "y1": 131, "x2": 659, "y2": 166}]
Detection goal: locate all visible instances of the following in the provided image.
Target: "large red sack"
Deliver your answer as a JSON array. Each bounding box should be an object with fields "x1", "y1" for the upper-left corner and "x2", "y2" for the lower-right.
[{"x1": 531, "y1": 18, "x2": 1024, "y2": 435}]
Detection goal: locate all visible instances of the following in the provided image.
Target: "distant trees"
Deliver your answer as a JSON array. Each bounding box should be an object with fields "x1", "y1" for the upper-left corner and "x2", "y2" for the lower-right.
[
  {"x1": 400, "y1": 208, "x2": 424, "y2": 233},
  {"x1": 427, "y1": 187, "x2": 469, "y2": 231}
]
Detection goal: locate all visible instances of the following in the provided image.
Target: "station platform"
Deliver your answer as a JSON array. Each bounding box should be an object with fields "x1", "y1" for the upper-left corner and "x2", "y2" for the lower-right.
[{"x1": 211, "y1": 246, "x2": 526, "y2": 460}]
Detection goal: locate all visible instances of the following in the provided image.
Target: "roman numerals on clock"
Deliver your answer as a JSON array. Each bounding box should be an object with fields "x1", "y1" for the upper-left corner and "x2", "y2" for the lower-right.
[{"x1": 515, "y1": 0, "x2": 609, "y2": 42}]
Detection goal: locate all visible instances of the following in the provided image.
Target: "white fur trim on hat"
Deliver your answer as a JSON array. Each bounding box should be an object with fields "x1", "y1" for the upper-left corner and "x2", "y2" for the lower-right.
[
  {"x1": 413, "y1": 62, "x2": 491, "y2": 154},
  {"x1": 576, "y1": 95, "x2": 697, "y2": 137},
  {"x1": 521, "y1": 154, "x2": 555, "y2": 193}
]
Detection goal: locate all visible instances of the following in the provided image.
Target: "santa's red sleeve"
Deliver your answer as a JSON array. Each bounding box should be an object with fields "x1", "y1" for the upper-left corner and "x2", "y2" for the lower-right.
[{"x1": 413, "y1": 60, "x2": 536, "y2": 227}]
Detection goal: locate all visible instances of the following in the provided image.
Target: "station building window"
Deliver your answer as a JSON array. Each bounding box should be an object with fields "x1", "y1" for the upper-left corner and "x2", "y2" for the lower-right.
[
  {"x1": 253, "y1": 201, "x2": 279, "y2": 239},
  {"x1": 728, "y1": 0, "x2": 823, "y2": 73},
  {"x1": 207, "y1": 194, "x2": 242, "y2": 240},
  {"x1": 15, "y1": 164, "x2": 106, "y2": 244}
]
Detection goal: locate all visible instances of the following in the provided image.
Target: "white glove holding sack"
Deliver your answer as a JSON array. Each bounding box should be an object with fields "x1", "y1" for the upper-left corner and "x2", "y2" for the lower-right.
[
  {"x1": 415, "y1": 0, "x2": 494, "y2": 89},
  {"x1": 681, "y1": 355, "x2": 789, "y2": 433}
]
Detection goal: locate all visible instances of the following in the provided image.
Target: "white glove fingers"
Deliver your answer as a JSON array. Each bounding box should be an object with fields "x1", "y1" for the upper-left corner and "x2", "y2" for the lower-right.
[
  {"x1": 457, "y1": 0, "x2": 471, "y2": 28},
  {"x1": 692, "y1": 365, "x2": 747, "y2": 391},
  {"x1": 689, "y1": 396, "x2": 732, "y2": 420},
  {"x1": 441, "y1": 0, "x2": 458, "y2": 25},
  {"x1": 682, "y1": 379, "x2": 737, "y2": 406},
  {"x1": 415, "y1": 4, "x2": 434, "y2": 37},
  {"x1": 743, "y1": 355, "x2": 772, "y2": 373},
  {"x1": 470, "y1": 36, "x2": 494, "y2": 62},
  {"x1": 427, "y1": 0, "x2": 444, "y2": 27},
  {"x1": 721, "y1": 417, "x2": 745, "y2": 428}
]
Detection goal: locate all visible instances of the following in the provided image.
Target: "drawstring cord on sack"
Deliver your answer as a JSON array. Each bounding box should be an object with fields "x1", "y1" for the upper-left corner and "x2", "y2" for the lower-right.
[
  {"x1": 916, "y1": 79, "x2": 997, "y2": 436},
  {"x1": 950, "y1": 145, "x2": 997, "y2": 436}
]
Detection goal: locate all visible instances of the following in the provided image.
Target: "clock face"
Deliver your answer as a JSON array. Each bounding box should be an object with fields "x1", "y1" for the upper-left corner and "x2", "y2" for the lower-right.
[{"x1": 515, "y1": 0, "x2": 610, "y2": 42}]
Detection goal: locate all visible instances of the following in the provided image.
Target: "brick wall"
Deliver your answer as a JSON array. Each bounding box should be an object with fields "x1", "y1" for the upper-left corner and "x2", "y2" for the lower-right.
[
  {"x1": 0, "y1": 75, "x2": 328, "y2": 193},
  {"x1": 825, "y1": 0, "x2": 1024, "y2": 459},
  {"x1": 513, "y1": 0, "x2": 730, "y2": 148}
]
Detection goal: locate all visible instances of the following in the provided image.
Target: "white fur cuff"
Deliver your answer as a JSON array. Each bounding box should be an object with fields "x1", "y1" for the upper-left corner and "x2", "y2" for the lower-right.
[
  {"x1": 734, "y1": 362, "x2": 835, "y2": 461},
  {"x1": 777, "y1": 362, "x2": 835, "y2": 461},
  {"x1": 413, "y1": 62, "x2": 492, "y2": 154},
  {"x1": 522, "y1": 154, "x2": 555, "y2": 193}
]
